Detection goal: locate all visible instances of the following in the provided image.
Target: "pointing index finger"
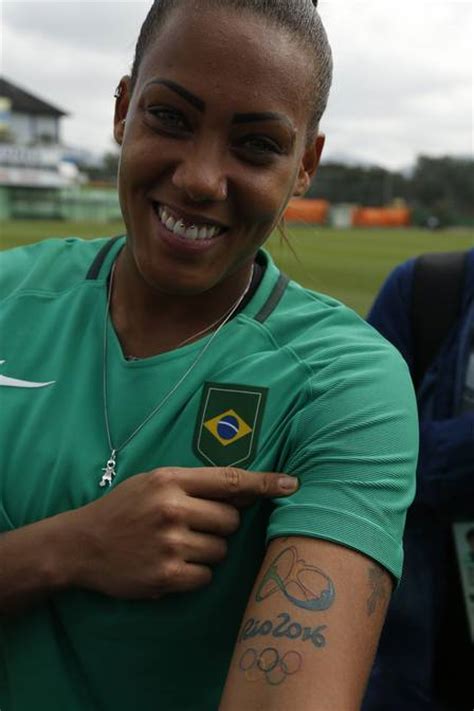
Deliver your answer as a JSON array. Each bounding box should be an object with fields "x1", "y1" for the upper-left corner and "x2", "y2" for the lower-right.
[{"x1": 164, "y1": 466, "x2": 299, "y2": 501}]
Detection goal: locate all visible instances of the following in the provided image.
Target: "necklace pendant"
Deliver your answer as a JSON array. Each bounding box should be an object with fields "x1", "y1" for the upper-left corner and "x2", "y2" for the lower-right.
[{"x1": 100, "y1": 450, "x2": 117, "y2": 487}]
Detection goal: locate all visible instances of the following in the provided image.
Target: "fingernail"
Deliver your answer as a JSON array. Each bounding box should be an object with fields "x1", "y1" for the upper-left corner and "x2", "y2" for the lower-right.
[{"x1": 278, "y1": 476, "x2": 298, "y2": 492}]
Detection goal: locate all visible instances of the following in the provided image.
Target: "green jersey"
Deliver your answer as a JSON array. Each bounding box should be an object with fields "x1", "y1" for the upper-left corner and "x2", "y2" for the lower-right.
[{"x1": 0, "y1": 237, "x2": 417, "y2": 711}]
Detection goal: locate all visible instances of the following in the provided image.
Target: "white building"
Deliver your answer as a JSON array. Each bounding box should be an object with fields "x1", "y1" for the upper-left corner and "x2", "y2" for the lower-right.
[
  {"x1": 0, "y1": 76, "x2": 66, "y2": 146},
  {"x1": 0, "y1": 77, "x2": 82, "y2": 220},
  {"x1": 0, "y1": 77, "x2": 120, "y2": 224}
]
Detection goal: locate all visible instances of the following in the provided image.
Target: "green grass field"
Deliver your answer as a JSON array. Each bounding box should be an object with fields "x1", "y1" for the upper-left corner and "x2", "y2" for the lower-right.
[{"x1": 1, "y1": 220, "x2": 472, "y2": 315}]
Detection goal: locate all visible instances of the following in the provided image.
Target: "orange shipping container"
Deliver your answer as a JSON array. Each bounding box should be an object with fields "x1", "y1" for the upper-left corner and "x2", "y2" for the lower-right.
[
  {"x1": 352, "y1": 207, "x2": 411, "y2": 228},
  {"x1": 284, "y1": 199, "x2": 329, "y2": 225}
]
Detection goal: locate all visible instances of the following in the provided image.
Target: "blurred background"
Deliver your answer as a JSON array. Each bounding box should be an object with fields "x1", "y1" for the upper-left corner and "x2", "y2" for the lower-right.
[{"x1": 0, "y1": 0, "x2": 472, "y2": 314}]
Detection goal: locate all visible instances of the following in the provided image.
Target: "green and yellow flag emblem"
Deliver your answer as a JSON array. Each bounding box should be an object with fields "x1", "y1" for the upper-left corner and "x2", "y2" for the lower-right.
[{"x1": 194, "y1": 382, "x2": 267, "y2": 467}]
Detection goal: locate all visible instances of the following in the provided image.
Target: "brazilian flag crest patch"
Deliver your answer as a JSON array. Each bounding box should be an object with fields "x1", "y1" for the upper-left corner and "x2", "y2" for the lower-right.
[{"x1": 194, "y1": 382, "x2": 268, "y2": 467}]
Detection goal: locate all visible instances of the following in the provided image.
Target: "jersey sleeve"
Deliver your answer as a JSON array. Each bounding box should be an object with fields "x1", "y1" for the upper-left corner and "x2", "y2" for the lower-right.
[
  {"x1": 0, "y1": 241, "x2": 47, "y2": 301},
  {"x1": 0, "y1": 239, "x2": 74, "y2": 301},
  {"x1": 0, "y1": 237, "x2": 112, "y2": 302},
  {"x1": 266, "y1": 336, "x2": 418, "y2": 582}
]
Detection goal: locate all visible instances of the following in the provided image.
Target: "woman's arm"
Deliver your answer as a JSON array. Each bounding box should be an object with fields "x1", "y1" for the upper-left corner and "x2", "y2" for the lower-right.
[
  {"x1": 0, "y1": 467, "x2": 296, "y2": 614},
  {"x1": 0, "y1": 510, "x2": 78, "y2": 613},
  {"x1": 220, "y1": 536, "x2": 392, "y2": 711}
]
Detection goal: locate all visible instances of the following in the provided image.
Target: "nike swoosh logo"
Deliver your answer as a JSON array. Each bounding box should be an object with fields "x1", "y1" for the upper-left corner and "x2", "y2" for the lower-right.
[{"x1": 0, "y1": 361, "x2": 55, "y2": 388}]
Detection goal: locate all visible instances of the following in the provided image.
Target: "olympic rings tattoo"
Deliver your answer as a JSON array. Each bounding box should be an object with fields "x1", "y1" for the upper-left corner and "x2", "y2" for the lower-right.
[{"x1": 239, "y1": 647, "x2": 303, "y2": 686}]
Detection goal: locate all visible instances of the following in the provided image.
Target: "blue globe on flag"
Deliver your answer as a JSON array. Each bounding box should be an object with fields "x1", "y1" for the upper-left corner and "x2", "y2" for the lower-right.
[{"x1": 217, "y1": 414, "x2": 240, "y2": 441}]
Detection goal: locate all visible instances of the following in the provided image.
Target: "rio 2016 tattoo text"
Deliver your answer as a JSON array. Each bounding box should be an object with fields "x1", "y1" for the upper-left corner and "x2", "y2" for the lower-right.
[{"x1": 240, "y1": 612, "x2": 327, "y2": 649}]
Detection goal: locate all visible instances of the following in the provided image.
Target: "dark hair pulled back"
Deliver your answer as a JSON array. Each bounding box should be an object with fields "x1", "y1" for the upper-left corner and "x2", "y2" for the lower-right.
[{"x1": 130, "y1": 0, "x2": 333, "y2": 137}]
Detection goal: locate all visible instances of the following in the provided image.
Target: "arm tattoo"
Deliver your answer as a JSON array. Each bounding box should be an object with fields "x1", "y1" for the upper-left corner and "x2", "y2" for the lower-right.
[
  {"x1": 239, "y1": 646, "x2": 303, "y2": 686},
  {"x1": 239, "y1": 611, "x2": 327, "y2": 649},
  {"x1": 367, "y1": 564, "x2": 388, "y2": 616},
  {"x1": 256, "y1": 546, "x2": 335, "y2": 612}
]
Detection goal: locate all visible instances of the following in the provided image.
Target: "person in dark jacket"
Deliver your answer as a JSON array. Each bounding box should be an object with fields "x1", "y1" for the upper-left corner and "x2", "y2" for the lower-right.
[{"x1": 363, "y1": 248, "x2": 474, "y2": 711}]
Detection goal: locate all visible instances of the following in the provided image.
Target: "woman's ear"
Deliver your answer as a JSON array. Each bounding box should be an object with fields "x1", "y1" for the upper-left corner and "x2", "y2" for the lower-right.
[
  {"x1": 113, "y1": 76, "x2": 132, "y2": 146},
  {"x1": 293, "y1": 134, "x2": 325, "y2": 197}
]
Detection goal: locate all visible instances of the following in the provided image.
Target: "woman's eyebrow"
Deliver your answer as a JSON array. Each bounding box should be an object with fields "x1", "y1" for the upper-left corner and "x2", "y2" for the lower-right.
[
  {"x1": 232, "y1": 112, "x2": 295, "y2": 132},
  {"x1": 144, "y1": 79, "x2": 295, "y2": 132},
  {"x1": 145, "y1": 79, "x2": 205, "y2": 112}
]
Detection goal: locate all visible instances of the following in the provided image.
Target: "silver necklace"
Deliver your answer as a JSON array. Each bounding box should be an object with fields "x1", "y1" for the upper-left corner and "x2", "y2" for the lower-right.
[
  {"x1": 126, "y1": 283, "x2": 252, "y2": 358},
  {"x1": 100, "y1": 262, "x2": 254, "y2": 487}
]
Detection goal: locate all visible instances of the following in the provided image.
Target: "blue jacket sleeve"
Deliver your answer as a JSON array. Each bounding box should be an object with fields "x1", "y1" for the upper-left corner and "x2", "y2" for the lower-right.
[
  {"x1": 367, "y1": 261, "x2": 415, "y2": 372},
  {"x1": 368, "y1": 260, "x2": 474, "y2": 517}
]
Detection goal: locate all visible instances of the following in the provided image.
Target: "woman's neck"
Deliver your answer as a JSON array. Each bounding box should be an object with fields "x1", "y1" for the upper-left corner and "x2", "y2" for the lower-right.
[{"x1": 109, "y1": 249, "x2": 255, "y2": 358}]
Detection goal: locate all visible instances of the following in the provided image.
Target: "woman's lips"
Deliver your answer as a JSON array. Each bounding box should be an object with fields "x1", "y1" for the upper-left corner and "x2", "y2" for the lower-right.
[
  {"x1": 151, "y1": 202, "x2": 229, "y2": 254},
  {"x1": 155, "y1": 202, "x2": 227, "y2": 241}
]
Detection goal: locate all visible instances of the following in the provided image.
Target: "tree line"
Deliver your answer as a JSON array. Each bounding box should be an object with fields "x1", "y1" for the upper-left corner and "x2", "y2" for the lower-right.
[{"x1": 307, "y1": 156, "x2": 473, "y2": 226}]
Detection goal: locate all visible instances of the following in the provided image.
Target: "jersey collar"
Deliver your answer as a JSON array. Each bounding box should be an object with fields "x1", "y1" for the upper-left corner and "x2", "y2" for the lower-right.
[{"x1": 85, "y1": 236, "x2": 289, "y2": 325}]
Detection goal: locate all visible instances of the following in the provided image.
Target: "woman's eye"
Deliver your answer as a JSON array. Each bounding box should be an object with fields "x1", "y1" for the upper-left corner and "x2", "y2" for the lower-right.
[
  {"x1": 146, "y1": 107, "x2": 189, "y2": 132},
  {"x1": 237, "y1": 136, "x2": 283, "y2": 161}
]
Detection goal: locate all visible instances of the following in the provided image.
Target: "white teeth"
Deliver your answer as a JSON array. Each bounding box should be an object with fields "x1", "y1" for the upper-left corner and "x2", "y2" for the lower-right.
[
  {"x1": 173, "y1": 221, "x2": 187, "y2": 237},
  {"x1": 157, "y1": 204, "x2": 223, "y2": 240},
  {"x1": 185, "y1": 225, "x2": 199, "y2": 240}
]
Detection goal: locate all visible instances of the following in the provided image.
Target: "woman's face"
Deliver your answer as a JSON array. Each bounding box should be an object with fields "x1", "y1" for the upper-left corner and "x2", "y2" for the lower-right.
[{"x1": 115, "y1": 3, "x2": 324, "y2": 295}]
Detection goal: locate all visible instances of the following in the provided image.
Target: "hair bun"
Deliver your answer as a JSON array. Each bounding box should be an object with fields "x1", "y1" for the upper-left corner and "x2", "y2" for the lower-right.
[{"x1": 312, "y1": 0, "x2": 319, "y2": 7}]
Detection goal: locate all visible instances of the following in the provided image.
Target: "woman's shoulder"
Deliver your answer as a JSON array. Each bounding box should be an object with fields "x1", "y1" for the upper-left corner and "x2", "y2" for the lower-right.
[
  {"x1": 267, "y1": 277, "x2": 405, "y2": 374},
  {"x1": 0, "y1": 236, "x2": 118, "y2": 301}
]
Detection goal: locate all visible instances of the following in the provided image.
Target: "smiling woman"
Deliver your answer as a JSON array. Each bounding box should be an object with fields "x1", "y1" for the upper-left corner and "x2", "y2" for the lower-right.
[
  {"x1": 0, "y1": 2, "x2": 417, "y2": 711},
  {"x1": 112, "y1": 0, "x2": 328, "y2": 319}
]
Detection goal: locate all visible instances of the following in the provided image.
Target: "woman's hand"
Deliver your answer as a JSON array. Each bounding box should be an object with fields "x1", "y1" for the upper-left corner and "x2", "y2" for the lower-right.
[{"x1": 67, "y1": 467, "x2": 298, "y2": 600}]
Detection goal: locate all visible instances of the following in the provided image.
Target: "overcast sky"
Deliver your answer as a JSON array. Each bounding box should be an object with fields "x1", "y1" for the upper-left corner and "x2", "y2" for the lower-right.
[{"x1": 1, "y1": 0, "x2": 473, "y2": 170}]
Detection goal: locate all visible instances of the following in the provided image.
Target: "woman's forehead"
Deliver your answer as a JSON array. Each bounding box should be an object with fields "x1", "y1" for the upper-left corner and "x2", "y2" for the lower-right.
[{"x1": 135, "y1": 3, "x2": 312, "y2": 119}]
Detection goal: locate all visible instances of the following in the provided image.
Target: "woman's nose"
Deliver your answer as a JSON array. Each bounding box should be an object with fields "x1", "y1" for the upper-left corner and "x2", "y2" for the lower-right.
[{"x1": 172, "y1": 142, "x2": 228, "y2": 202}]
